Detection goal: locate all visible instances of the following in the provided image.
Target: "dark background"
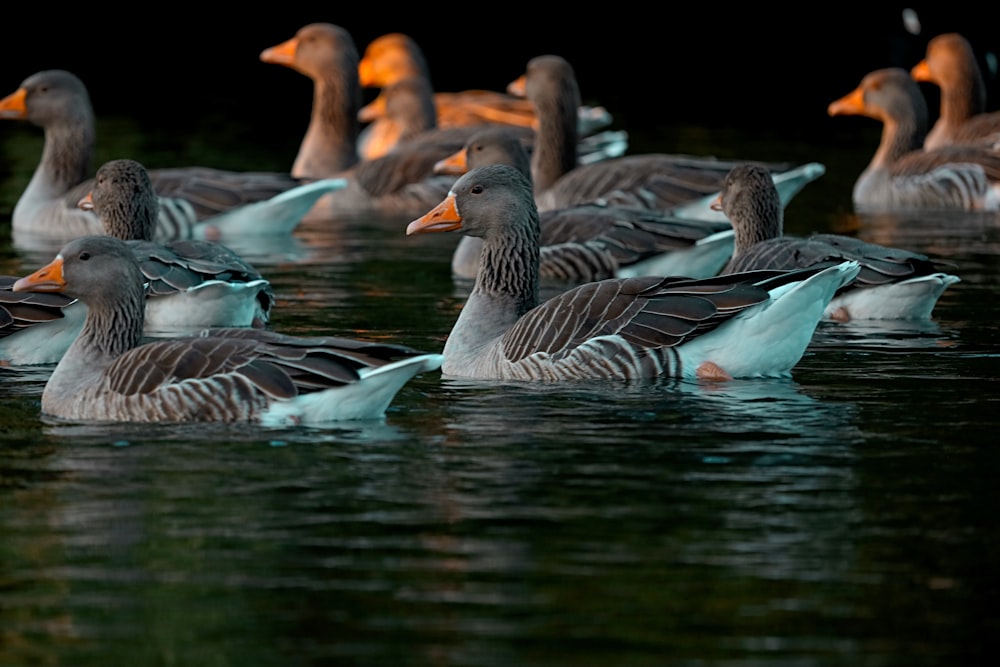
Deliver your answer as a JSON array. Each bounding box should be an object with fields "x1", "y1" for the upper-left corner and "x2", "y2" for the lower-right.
[{"x1": 2, "y1": 4, "x2": 999, "y2": 169}]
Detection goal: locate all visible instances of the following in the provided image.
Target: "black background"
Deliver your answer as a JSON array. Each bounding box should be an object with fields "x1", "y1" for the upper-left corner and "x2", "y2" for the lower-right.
[{"x1": 2, "y1": 4, "x2": 999, "y2": 164}]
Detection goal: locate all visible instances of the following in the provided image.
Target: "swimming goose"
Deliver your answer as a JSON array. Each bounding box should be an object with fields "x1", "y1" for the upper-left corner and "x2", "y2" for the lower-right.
[
  {"x1": 713, "y1": 163, "x2": 960, "y2": 321},
  {"x1": 434, "y1": 127, "x2": 736, "y2": 282},
  {"x1": 0, "y1": 70, "x2": 347, "y2": 247},
  {"x1": 356, "y1": 32, "x2": 614, "y2": 158},
  {"x1": 827, "y1": 67, "x2": 1000, "y2": 212},
  {"x1": 911, "y1": 33, "x2": 1000, "y2": 150},
  {"x1": 79, "y1": 158, "x2": 275, "y2": 332},
  {"x1": 405, "y1": 164, "x2": 861, "y2": 381},
  {"x1": 505, "y1": 54, "x2": 808, "y2": 214},
  {"x1": 11, "y1": 236, "x2": 443, "y2": 423},
  {"x1": 259, "y1": 22, "x2": 472, "y2": 217},
  {"x1": 258, "y1": 24, "x2": 622, "y2": 218}
]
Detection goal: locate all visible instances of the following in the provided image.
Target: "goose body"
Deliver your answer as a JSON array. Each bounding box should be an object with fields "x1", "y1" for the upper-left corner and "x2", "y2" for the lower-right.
[
  {"x1": 11, "y1": 236, "x2": 442, "y2": 424},
  {"x1": 435, "y1": 127, "x2": 736, "y2": 282},
  {"x1": 715, "y1": 163, "x2": 960, "y2": 321},
  {"x1": 356, "y1": 32, "x2": 614, "y2": 159},
  {"x1": 0, "y1": 70, "x2": 347, "y2": 248},
  {"x1": 406, "y1": 164, "x2": 860, "y2": 381},
  {"x1": 828, "y1": 67, "x2": 1000, "y2": 212},
  {"x1": 911, "y1": 33, "x2": 1000, "y2": 150},
  {"x1": 82, "y1": 158, "x2": 275, "y2": 331},
  {"x1": 508, "y1": 55, "x2": 807, "y2": 213}
]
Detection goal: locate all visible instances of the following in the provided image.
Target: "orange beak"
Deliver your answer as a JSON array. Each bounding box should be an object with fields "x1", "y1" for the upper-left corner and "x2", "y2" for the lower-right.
[
  {"x1": 709, "y1": 193, "x2": 723, "y2": 212},
  {"x1": 0, "y1": 86, "x2": 28, "y2": 119},
  {"x1": 910, "y1": 60, "x2": 933, "y2": 83},
  {"x1": 78, "y1": 191, "x2": 94, "y2": 211},
  {"x1": 827, "y1": 86, "x2": 866, "y2": 117},
  {"x1": 507, "y1": 74, "x2": 527, "y2": 98},
  {"x1": 406, "y1": 193, "x2": 463, "y2": 235},
  {"x1": 260, "y1": 37, "x2": 298, "y2": 66},
  {"x1": 433, "y1": 148, "x2": 469, "y2": 175},
  {"x1": 12, "y1": 256, "x2": 67, "y2": 293}
]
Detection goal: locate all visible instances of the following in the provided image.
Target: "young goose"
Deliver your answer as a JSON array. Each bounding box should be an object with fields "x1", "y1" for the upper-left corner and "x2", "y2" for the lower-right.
[
  {"x1": 433, "y1": 127, "x2": 737, "y2": 282},
  {"x1": 828, "y1": 67, "x2": 1000, "y2": 212},
  {"x1": 910, "y1": 33, "x2": 1000, "y2": 150},
  {"x1": 79, "y1": 159, "x2": 275, "y2": 332},
  {"x1": 506, "y1": 55, "x2": 809, "y2": 214},
  {"x1": 11, "y1": 236, "x2": 443, "y2": 424},
  {"x1": 713, "y1": 163, "x2": 960, "y2": 321},
  {"x1": 356, "y1": 32, "x2": 614, "y2": 159},
  {"x1": 406, "y1": 164, "x2": 861, "y2": 381},
  {"x1": 0, "y1": 69, "x2": 347, "y2": 248}
]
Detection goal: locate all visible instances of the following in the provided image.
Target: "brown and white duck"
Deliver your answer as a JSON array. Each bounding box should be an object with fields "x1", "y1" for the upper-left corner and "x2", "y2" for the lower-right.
[
  {"x1": 11, "y1": 235, "x2": 443, "y2": 424},
  {"x1": 712, "y1": 163, "x2": 960, "y2": 321},
  {"x1": 406, "y1": 163, "x2": 861, "y2": 381},
  {"x1": 433, "y1": 127, "x2": 736, "y2": 283},
  {"x1": 0, "y1": 69, "x2": 347, "y2": 250},
  {"x1": 910, "y1": 33, "x2": 1000, "y2": 150},
  {"x1": 828, "y1": 67, "x2": 1000, "y2": 212}
]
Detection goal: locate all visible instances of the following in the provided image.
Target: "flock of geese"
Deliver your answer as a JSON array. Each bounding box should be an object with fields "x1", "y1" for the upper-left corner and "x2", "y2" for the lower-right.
[{"x1": 1, "y1": 23, "x2": 994, "y2": 426}]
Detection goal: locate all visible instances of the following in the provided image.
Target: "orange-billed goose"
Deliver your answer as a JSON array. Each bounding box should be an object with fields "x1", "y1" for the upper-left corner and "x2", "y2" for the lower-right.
[
  {"x1": 11, "y1": 236, "x2": 443, "y2": 423},
  {"x1": 712, "y1": 163, "x2": 960, "y2": 321},
  {"x1": 911, "y1": 33, "x2": 1000, "y2": 150},
  {"x1": 828, "y1": 67, "x2": 1000, "y2": 212},
  {"x1": 505, "y1": 55, "x2": 813, "y2": 215},
  {"x1": 405, "y1": 164, "x2": 861, "y2": 381},
  {"x1": 258, "y1": 24, "x2": 622, "y2": 218},
  {"x1": 356, "y1": 32, "x2": 614, "y2": 158},
  {"x1": 433, "y1": 126, "x2": 736, "y2": 282},
  {"x1": 0, "y1": 70, "x2": 347, "y2": 248},
  {"x1": 80, "y1": 158, "x2": 275, "y2": 332}
]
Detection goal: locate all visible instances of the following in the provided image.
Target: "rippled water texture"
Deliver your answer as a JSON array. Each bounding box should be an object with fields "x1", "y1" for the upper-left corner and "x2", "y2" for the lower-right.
[{"x1": 2, "y1": 121, "x2": 999, "y2": 666}]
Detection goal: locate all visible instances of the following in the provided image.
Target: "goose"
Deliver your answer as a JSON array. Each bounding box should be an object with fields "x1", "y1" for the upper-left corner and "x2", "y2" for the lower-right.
[
  {"x1": 827, "y1": 67, "x2": 1000, "y2": 212},
  {"x1": 356, "y1": 32, "x2": 614, "y2": 159},
  {"x1": 405, "y1": 164, "x2": 861, "y2": 381},
  {"x1": 911, "y1": 33, "x2": 1000, "y2": 150},
  {"x1": 1, "y1": 158, "x2": 278, "y2": 366},
  {"x1": 258, "y1": 23, "x2": 621, "y2": 218},
  {"x1": 505, "y1": 54, "x2": 811, "y2": 215},
  {"x1": 713, "y1": 163, "x2": 960, "y2": 321},
  {"x1": 79, "y1": 158, "x2": 275, "y2": 332},
  {"x1": 11, "y1": 235, "x2": 443, "y2": 423},
  {"x1": 0, "y1": 69, "x2": 348, "y2": 247},
  {"x1": 433, "y1": 126, "x2": 737, "y2": 282}
]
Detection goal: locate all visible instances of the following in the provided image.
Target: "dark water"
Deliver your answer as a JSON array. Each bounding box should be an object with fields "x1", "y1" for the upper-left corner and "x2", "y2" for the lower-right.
[{"x1": 2, "y1": 119, "x2": 1000, "y2": 667}]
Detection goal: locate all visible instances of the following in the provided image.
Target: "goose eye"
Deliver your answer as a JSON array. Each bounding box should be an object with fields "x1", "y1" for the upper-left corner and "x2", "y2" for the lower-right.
[
  {"x1": 78, "y1": 251, "x2": 91, "y2": 261},
  {"x1": 471, "y1": 185, "x2": 484, "y2": 194}
]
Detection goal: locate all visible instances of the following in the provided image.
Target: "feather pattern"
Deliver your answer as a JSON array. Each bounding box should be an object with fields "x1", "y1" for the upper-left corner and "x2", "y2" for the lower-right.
[
  {"x1": 715, "y1": 163, "x2": 960, "y2": 320},
  {"x1": 406, "y1": 164, "x2": 860, "y2": 381},
  {"x1": 507, "y1": 55, "x2": 799, "y2": 213},
  {"x1": 11, "y1": 236, "x2": 442, "y2": 423}
]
